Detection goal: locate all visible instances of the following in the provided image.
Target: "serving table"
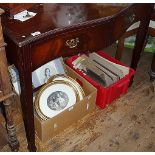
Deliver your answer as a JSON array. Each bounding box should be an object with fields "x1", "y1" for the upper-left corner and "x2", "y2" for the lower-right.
[{"x1": 1, "y1": 4, "x2": 153, "y2": 151}]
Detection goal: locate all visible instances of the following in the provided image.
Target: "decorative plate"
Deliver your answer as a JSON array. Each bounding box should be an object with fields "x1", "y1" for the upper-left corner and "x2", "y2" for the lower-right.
[
  {"x1": 35, "y1": 81, "x2": 77, "y2": 119},
  {"x1": 47, "y1": 74, "x2": 85, "y2": 101}
]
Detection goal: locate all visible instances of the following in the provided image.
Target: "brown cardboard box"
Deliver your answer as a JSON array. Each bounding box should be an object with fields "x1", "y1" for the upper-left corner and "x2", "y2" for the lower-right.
[{"x1": 34, "y1": 65, "x2": 97, "y2": 143}]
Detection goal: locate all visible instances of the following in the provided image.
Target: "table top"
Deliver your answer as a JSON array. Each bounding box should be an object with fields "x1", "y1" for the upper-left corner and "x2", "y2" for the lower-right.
[{"x1": 1, "y1": 4, "x2": 128, "y2": 47}]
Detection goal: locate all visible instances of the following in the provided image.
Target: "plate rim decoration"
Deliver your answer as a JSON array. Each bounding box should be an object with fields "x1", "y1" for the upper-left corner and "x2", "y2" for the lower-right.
[
  {"x1": 47, "y1": 74, "x2": 85, "y2": 101},
  {"x1": 34, "y1": 80, "x2": 78, "y2": 120}
]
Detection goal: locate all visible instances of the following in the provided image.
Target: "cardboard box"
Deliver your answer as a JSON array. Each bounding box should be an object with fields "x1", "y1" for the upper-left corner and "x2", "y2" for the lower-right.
[{"x1": 34, "y1": 65, "x2": 97, "y2": 143}]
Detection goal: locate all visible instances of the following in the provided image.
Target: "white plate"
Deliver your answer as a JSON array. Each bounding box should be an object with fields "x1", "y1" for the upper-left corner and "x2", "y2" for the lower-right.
[
  {"x1": 48, "y1": 75, "x2": 85, "y2": 101},
  {"x1": 36, "y1": 81, "x2": 77, "y2": 119}
]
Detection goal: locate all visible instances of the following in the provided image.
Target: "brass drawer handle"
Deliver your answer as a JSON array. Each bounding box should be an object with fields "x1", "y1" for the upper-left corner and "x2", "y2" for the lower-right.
[{"x1": 65, "y1": 38, "x2": 79, "y2": 48}]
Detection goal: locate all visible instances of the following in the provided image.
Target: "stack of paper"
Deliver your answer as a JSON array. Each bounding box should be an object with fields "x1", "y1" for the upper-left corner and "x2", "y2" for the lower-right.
[{"x1": 72, "y1": 53, "x2": 129, "y2": 87}]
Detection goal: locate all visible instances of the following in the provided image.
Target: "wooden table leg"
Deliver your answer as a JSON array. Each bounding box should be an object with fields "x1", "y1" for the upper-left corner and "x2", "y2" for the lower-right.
[
  {"x1": 18, "y1": 67, "x2": 36, "y2": 151},
  {"x1": 3, "y1": 98, "x2": 19, "y2": 151},
  {"x1": 149, "y1": 53, "x2": 155, "y2": 81},
  {"x1": 130, "y1": 8, "x2": 153, "y2": 85},
  {"x1": 0, "y1": 46, "x2": 19, "y2": 151},
  {"x1": 131, "y1": 22, "x2": 151, "y2": 70},
  {"x1": 17, "y1": 46, "x2": 37, "y2": 152}
]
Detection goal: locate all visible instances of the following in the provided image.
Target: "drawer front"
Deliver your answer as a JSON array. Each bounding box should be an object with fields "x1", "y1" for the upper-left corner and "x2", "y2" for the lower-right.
[
  {"x1": 31, "y1": 3, "x2": 145, "y2": 71},
  {"x1": 31, "y1": 25, "x2": 109, "y2": 70}
]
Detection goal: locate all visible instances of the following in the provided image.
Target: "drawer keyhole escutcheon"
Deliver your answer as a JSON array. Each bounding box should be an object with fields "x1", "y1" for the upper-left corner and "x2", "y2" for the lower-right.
[{"x1": 65, "y1": 38, "x2": 79, "y2": 48}]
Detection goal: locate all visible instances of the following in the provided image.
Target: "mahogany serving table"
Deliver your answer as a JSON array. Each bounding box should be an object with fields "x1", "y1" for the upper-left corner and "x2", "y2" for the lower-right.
[{"x1": 1, "y1": 4, "x2": 153, "y2": 151}]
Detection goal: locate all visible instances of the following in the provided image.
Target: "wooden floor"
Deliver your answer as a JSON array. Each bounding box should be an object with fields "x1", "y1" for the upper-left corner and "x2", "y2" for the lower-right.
[{"x1": 0, "y1": 46, "x2": 155, "y2": 152}]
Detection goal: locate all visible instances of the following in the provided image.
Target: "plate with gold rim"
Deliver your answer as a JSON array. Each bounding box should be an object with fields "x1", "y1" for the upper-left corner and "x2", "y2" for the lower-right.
[
  {"x1": 47, "y1": 74, "x2": 85, "y2": 101},
  {"x1": 35, "y1": 103, "x2": 48, "y2": 120},
  {"x1": 34, "y1": 81, "x2": 77, "y2": 119}
]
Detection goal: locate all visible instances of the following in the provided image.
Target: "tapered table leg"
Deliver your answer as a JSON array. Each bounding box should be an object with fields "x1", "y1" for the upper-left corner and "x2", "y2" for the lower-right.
[
  {"x1": 130, "y1": 8, "x2": 153, "y2": 85},
  {"x1": 17, "y1": 46, "x2": 37, "y2": 151}
]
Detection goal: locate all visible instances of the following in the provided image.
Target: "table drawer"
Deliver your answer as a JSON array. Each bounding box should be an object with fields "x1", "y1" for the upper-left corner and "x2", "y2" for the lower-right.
[{"x1": 31, "y1": 25, "x2": 112, "y2": 70}]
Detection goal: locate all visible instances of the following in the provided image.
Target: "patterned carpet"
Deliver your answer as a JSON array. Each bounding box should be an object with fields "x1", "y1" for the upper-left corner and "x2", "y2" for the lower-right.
[{"x1": 0, "y1": 47, "x2": 155, "y2": 152}]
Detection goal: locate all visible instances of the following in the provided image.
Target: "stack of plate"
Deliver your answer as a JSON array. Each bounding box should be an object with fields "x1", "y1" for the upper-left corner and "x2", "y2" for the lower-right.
[{"x1": 34, "y1": 74, "x2": 85, "y2": 120}]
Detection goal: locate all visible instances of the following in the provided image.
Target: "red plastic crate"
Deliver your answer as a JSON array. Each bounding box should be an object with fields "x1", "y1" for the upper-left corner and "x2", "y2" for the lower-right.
[{"x1": 65, "y1": 51, "x2": 135, "y2": 109}]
